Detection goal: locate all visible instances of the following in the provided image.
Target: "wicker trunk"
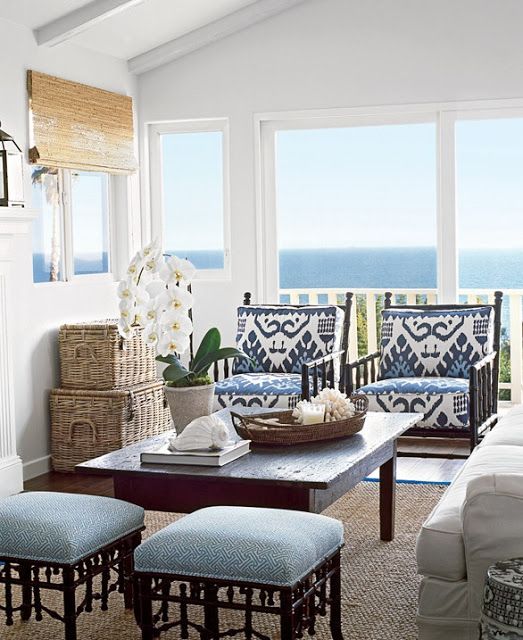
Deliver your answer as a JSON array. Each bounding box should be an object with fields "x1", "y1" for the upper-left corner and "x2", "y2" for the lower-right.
[
  {"x1": 59, "y1": 321, "x2": 157, "y2": 390},
  {"x1": 50, "y1": 381, "x2": 171, "y2": 472}
]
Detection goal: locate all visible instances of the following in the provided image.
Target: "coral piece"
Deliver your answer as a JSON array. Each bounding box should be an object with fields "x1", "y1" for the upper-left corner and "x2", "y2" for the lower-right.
[{"x1": 293, "y1": 388, "x2": 356, "y2": 424}]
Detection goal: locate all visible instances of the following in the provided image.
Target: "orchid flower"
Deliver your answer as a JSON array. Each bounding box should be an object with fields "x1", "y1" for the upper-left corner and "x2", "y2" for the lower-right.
[
  {"x1": 160, "y1": 285, "x2": 193, "y2": 312},
  {"x1": 157, "y1": 332, "x2": 191, "y2": 357},
  {"x1": 160, "y1": 256, "x2": 196, "y2": 285}
]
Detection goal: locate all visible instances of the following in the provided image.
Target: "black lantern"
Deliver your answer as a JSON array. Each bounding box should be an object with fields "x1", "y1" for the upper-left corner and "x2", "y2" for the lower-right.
[{"x1": 0, "y1": 122, "x2": 24, "y2": 207}]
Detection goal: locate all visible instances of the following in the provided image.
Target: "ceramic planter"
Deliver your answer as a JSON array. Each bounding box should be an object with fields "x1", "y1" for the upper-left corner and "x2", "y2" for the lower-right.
[{"x1": 163, "y1": 383, "x2": 216, "y2": 434}]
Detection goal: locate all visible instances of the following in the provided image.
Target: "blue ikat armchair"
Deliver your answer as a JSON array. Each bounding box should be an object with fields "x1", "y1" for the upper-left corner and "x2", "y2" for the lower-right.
[
  {"x1": 347, "y1": 291, "x2": 503, "y2": 455},
  {"x1": 213, "y1": 292, "x2": 353, "y2": 411}
]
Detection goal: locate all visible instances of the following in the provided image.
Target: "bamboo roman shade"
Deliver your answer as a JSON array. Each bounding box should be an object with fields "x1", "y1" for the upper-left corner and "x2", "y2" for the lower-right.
[{"x1": 27, "y1": 70, "x2": 137, "y2": 174}]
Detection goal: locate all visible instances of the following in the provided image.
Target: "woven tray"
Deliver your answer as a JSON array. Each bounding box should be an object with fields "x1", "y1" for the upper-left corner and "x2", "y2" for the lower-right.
[
  {"x1": 50, "y1": 380, "x2": 171, "y2": 472},
  {"x1": 230, "y1": 396, "x2": 368, "y2": 446},
  {"x1": 59, "y1": 320, "x2": 157, "y2": 390}
]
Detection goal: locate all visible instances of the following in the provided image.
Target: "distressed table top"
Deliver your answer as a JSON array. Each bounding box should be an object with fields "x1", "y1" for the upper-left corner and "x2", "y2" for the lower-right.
[{"x1": 77, "y1": 410, "x2": 420, "y2": 490}]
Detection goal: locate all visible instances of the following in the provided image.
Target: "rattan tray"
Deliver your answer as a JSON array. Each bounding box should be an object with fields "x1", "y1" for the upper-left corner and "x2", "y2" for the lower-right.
[{"x1": 230, "y1": 396, "x2": 368, "y2": 446}]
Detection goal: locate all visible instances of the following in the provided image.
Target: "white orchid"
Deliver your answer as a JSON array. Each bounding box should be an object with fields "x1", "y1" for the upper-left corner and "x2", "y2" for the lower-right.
[
  {"x1": 117, "y1": 317, "x2": 135, "y2": 340},
  {"x1": 117, "y1": 279, "x2": 137, "y2": 302},
  {"x1": 160, "y1": 256, "x2": 196, "y2": 285},
  {"x1": 157, "y1": 332, "x2": 191, "y2": 358},
  {"x1": 161, "y1": 286, "x2": 193, "y2": 313},
  {"x1": 161, "y1": 310, "x2": 193, "y2": 336},
  {"x1": 143, "y1": 323, "x2": 160, "y2": 348}
]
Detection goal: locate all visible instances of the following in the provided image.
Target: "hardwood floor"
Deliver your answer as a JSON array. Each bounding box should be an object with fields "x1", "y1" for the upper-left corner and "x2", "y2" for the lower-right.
[{"x1": 25, "y1": 436, "x2": 467, "y2": 496}]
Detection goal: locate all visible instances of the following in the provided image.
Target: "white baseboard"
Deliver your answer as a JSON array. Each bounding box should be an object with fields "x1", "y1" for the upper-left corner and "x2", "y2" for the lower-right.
[
  {"x1": 23, "y1": 454, "x2": 51, "y2": 481},
  {"x1": 0, "y1": 455, "x2": 24, "y2": 496}
]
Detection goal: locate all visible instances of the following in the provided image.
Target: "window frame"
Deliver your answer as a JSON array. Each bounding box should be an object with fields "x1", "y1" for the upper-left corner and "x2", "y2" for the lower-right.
[
  {"x1": 31, "y1": 167, "x2": 115, "y2": 286},
  {"x1": 255, "y1": 99, "x2": 523, "y2": 303},
  {"x1": 148, "y1": 118, "x2": 231, "y2": 281}
]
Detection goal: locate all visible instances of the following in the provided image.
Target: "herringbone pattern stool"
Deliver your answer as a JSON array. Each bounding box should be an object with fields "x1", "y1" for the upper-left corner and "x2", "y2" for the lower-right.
[
  {"x1": 134, "y1": 505, "x2": 344, "y2": 640},
  {"x1": 0, "y1": 492, "x2": 145, "y2": 640}
]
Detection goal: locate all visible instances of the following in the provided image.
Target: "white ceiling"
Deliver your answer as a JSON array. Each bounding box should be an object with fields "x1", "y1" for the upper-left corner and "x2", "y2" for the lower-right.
[
  {"x1": 0, "y1": 0, "x2": 259, "y2": 60},
  {"x1": 72, "y1": 0, "x2": 258, "y2": 59}
]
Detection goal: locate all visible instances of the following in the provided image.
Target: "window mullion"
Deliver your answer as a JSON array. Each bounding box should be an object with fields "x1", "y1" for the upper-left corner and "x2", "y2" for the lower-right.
[
  {"x1": 61, "y1": 169, "x2": 74, "y2": 281},
  {"x1": 437, "y1": 111, "x2": 458, "y2": 303}
]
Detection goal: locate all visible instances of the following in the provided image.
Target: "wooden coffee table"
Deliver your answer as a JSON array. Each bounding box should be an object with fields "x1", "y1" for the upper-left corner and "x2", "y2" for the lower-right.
[{"x1": 77, "y1": 410, "x2": 420, "y2": 541}]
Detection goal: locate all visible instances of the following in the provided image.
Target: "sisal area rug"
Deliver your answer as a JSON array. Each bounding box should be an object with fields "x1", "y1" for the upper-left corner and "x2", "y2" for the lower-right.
[{"x1": 5, "y1": 482, "x2": 445, "y2": 639}]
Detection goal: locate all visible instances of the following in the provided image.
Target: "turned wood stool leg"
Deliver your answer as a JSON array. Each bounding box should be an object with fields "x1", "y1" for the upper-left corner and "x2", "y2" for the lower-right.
[
  {"x1": 138, "y1": 576, "x2": 154, "y2": 640},
  {"x1": 204, "y1": 583, "x2": 220, "y2": 640},
  {"x1": 329, "y1": 552, "x2": 344, "y2": 640},
  {"x1": 62, "y1": 567, "x2": 77, "y2": 640},
  {"x1": 19, "y1": 563, "x2": 32, "y2": 621},
  {"x1": 280, "y1": 590, "x2": 296, "y2": 640}
]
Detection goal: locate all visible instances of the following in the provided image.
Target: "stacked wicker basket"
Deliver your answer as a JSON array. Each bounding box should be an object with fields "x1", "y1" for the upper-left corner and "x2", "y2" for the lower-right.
[{"x1": 50, "y1": 321, "x2": 171, "y2": 472}]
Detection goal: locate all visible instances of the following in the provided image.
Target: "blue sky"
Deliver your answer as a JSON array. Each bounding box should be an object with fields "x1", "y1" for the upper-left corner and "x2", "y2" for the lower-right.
[{"x1": 162, "y1": 131, "x2": 224, "y2": 252}]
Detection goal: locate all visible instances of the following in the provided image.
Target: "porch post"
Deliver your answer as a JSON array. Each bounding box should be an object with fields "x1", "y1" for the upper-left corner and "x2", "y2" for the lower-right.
[{"x1": 437, "y1": 111, "x2": 458, "y2": 304}]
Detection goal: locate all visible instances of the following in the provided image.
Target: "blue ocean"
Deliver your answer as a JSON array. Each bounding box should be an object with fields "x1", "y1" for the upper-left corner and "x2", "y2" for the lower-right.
[{"x1": 33, "y1": 247, "x2": 523, "y2": 290}]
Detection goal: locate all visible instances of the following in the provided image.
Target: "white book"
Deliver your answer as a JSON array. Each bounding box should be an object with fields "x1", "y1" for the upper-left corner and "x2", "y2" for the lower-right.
[{"x1": 140, "y1": 439, "x2": 251, "y2": 467}]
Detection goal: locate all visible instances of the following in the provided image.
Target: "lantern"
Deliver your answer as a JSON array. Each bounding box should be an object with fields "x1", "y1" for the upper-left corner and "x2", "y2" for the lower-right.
[{"x1": 0, "y1": 122, "x2": 24, "y2": 207}]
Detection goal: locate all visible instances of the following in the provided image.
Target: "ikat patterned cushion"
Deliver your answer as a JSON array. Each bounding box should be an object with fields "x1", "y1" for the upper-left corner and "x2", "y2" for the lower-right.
[
  {"x1": 135, "y1": 505, "x2": 344, "y2": 586},
  {"x1": 0, "y1": 492, "x2": 144, "y2": 564},
  {"x1": 233, "y1": 305, "x2": 344, "y2": 375},
  {"x1": 214, "y1": 372, "x2": 302, "y2": 410},
  {"x1": 379, "y1": 306, "x2": 494, "y2": 380}
]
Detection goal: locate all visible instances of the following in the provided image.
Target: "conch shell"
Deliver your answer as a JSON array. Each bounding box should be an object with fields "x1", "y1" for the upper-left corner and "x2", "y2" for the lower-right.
[{"x1": 168, "y1": 414, "x2": 231, "y2": 451}]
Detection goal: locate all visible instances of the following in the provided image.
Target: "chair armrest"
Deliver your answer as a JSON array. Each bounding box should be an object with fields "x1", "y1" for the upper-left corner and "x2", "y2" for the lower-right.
[
  {"x1": 462, "y1": 473, "x2": 523, "y2": 619},
  {"x1": 344, "y1": 351, "x2": 381, "y2": 394},
  {"x1": 301, "y1": 350, "x2": 345, "y2": 399},
  {"x1": 469, "y1": 351, "x2": 498, "y2": 442}
]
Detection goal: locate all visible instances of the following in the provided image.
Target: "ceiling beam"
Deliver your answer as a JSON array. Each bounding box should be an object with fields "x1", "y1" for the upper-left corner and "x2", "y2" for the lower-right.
[
  {"x1": 128, "y1": 0, "x2": 307, "y2": 75},
  {"x1": 34, "y1": 0, "x2": 145, "y2": 47}
]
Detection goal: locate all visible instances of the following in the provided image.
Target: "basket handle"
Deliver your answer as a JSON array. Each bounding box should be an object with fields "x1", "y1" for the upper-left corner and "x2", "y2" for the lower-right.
[
  {"x1": 73, "y1": 344, "x2": 97, "y2": 361},
  {"x1": 230, "y1": 411, "x2": 254, "y2": 439},
  {"x1": 127, "y1": 391, "x2": 136, "y2": 422},
  {"x1": 67, "y1": 418, "x2": 99, "y2": 444}
]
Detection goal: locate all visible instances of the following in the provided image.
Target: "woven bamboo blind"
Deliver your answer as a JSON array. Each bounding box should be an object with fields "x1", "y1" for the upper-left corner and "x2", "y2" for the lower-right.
[{"x1": 27, "y1": 70, "x2": 137, "y2": 174}]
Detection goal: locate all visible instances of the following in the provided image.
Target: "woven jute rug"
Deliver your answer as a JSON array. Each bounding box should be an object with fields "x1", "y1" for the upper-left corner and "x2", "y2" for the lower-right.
[{"x1": 5, "y1": 482, "x2": 445, "y2": 639}]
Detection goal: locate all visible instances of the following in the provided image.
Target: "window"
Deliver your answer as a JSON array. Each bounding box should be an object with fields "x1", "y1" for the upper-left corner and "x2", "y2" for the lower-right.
[
  {"x1": 149, "y1": 120, "x2": 230, "y2": 277},
  {"x1": 275, "y1": 122, "x2": 437, "y2": 291},
  {"x1": 31, "y1": 167, "x2": 111, "y2": 283}
]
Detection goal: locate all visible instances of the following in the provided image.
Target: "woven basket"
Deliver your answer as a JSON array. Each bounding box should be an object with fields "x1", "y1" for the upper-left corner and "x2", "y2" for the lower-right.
[
  {"x1": 59, "y1": 321, "x2": 156, "y2": 390},
  {"x1": 231, "y1": 396, "x2": 368, "y2": 446},
  {"x1": 50, "y1": 381, "x2": 170, "y2": 472}
]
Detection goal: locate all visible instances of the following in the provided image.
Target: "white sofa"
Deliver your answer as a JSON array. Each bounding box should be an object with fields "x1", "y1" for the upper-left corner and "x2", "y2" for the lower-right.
[{"x1": 416, "y1": 404, "x2": 523, "y2": 640}]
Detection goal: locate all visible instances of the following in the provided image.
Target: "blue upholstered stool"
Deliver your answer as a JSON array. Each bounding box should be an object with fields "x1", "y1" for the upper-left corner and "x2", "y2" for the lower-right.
[
  {"x1": 0, "y1": 492, "x2": 145, "y2": 640},
  {"x1": 134, "y1": 506, "x2": 344, "y2": 640}
]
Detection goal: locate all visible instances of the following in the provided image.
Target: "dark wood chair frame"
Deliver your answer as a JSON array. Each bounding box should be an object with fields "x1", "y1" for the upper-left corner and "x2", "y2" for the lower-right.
[
  {"x1": 134, "y1": 547, "x2": 343, "y2": 640},
  {"x1": 213, "y1": 292, "x2": 353, "y2": 401},
  {"x1": 345, "y1": 291, "x2": 503, "y2": 457},
  {"x1": 0, "y1": 527, "x2": 143, "y2": 640}
]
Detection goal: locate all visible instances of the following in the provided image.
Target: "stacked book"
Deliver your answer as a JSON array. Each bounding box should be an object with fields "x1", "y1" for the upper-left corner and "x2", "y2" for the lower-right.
[{"x1": 140, "y1": 438, "x2": 251, "y2": 467}]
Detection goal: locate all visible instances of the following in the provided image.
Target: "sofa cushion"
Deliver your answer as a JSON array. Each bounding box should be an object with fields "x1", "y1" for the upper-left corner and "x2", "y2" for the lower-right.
[
  {"x1": 480, "y1": 404, "x2": 523, "y2": 447},
  {"x1": 416, "y1": 445, "x2": 523, "y2": 581},
  {"x1": 379, "y1": 306, "x2": 494, "y2": 379},
  {"x1": 214, "y1": 373, "x2": 302, "y2": 411},
  {"x1": 0, "y1": 492, "x2": 144, "y2": 564},
  {"x1": 357, "y1": 377, "x2": 469, "y2": 430},
  {"x1": 135, "y1": 506, "x2": 344, "y2": 587},
  {"x1": 233, "y1": 305, "x2": 344, "y2": 375}
]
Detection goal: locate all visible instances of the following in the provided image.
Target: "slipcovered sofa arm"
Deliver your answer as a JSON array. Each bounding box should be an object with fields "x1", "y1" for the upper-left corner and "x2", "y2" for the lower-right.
[{"x1": 462, "y1": 473, "x2": 523, "y2": 619}]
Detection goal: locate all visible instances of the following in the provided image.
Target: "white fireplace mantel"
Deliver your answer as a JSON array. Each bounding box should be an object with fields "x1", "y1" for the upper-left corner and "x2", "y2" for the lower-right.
[{"x1": 0, "y1": 207, "x2": 38, "y2": 497}]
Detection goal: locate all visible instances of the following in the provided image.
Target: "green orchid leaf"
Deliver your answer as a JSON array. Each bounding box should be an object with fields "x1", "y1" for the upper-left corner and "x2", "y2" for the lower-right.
[
  {"x1": 190, "y1": 327, "x2": 221, "y2": 371},
  {"x1": 192, "y1": 348, "x2": 253, "y2": 376},
  {"x1": 162, "y1": 361, "x2": 190, "y2": 384},
  {"x1": 156, "y1": 354, "x2": 179, "y2": 366}
]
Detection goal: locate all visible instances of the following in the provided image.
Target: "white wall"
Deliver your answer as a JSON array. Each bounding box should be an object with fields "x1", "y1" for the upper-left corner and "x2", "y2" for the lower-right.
[
  {"x1": 0, "y1": 17, "x2": 138, "y2": 478},
  {"x1": 138, "y1": 0, "x2": 523, "y2": 345}
]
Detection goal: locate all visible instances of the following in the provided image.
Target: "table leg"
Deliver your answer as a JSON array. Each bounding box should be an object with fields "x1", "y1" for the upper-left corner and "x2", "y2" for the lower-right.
[{"x1": 379, "y1": 442, "x2": 397, "y2": 541}]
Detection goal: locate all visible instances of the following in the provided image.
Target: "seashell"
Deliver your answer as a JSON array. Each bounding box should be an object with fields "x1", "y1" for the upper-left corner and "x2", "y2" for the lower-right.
[{"x1": 168, "y1": 414, "x2": 231, "y2": 451}]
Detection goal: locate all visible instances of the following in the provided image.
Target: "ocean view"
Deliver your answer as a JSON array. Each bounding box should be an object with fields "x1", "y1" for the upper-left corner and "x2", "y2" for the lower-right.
[{"x1": 33, "y1": 247, "x2": 523, "y2": 290}]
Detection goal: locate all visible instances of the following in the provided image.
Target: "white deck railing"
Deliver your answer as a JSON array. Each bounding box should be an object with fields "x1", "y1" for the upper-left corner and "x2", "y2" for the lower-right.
[{"x1": 279, "y1": 287, "x2": 523, "y2": 404}]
